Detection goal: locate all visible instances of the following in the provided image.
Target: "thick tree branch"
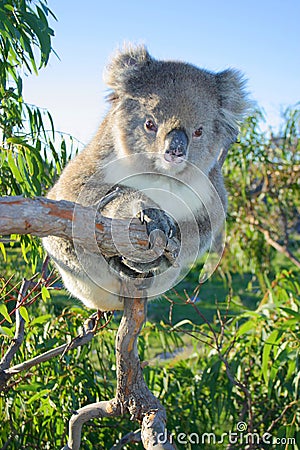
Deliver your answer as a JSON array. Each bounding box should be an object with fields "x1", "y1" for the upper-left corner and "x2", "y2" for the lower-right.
[
  {"x1": 0, "y1": 196, "x2": 179, "y2": 265},
  {"x1": 117, "y1": 285, "x2": 176, "y2": 449}
]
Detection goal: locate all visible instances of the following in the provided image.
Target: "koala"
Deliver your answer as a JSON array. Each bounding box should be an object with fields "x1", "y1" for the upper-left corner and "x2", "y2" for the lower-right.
[{"x1": 43, "y1": 44, "x2": 248, "y2": 311}]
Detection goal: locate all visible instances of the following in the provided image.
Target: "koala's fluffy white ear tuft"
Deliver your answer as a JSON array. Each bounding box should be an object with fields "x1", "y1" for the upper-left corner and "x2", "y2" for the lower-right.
[
  {"x1": 216, "y1": 69, "x2": 250, "y2": 140},
  {"x1": 104, "y1": 44, "x2": 153, "y2": 99}
]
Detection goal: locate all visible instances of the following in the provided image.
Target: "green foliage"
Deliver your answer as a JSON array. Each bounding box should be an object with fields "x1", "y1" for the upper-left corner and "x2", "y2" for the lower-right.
[
  {"x1": 1, "y1": 270, "x2": 298, "y2": 449},
  {"x1": 0, "y1": 0, "x2": 55, "y2": 138},
  {"x1": 0, "y1": 306, "x2": 118, "y2": 448},
  {"x1": 0, "y1": 0, "x2": 82, "y2": 271},
  {"x1": 223, "y1": 106, "x2": 300, "y2": 278},
  {"x1": 0, "y1": 2, "x2": 299, "y2": 448}
]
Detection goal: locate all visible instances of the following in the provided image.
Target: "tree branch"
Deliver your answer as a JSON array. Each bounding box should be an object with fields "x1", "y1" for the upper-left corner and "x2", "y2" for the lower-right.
[
  {"x1": 119, "y1": 286, "x2": 177, "y2": 450},
  {"x1": 61, "y1": 400, "x2": 122, "y2": 450},
  {"x1": 0, "y1": 311, "x2": 99, "y2": 391},
  {"x1": 0, "y1": 279, "x2": 29, "y2": 371},
  {"x1": 257, "y1": 225, "x2": 300, "y2": 269},
  {"x1": 1, "y1": 195, "x2": 179, "y2": 448},
  {"x1": 0, "y1": 196, "x2": 179, "y2": 265}
]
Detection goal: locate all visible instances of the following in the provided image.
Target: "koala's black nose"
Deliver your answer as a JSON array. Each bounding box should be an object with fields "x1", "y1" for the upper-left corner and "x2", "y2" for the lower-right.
[{"x1": 164, "y1": 129, "x2": 188, "y2": 164}]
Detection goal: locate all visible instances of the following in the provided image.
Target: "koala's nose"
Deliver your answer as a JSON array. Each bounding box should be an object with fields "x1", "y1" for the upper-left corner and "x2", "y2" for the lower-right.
[{"x1": 164, "y1": 129, "x2": 188, "y2": 164}]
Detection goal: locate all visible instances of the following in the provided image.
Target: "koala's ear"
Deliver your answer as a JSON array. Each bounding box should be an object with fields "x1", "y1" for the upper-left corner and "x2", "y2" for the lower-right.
[
  {"x1": 216, "y1": 69, "x2": 250, "y2": 140},
  {"x1": 104, "y1": 44, "x2": 153, "y2": 99}
]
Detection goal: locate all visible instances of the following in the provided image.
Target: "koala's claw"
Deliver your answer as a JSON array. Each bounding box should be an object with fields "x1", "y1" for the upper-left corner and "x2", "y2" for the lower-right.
[
  {"x1": 139, "y1": 208, "x2": 180, "y2": 267},
  {"x1": 139, "y1": 207, "x2": 177, "y2": 246},
  {"x1": 140, "y1": 208, "x2": 145, "y2": 224},
  {"x1": 168, "y1": 226, "x2": 174, "y2": 239},
  {"x1": 148, "y1": 229, "x2": 166, "y2": 250},
  {"x1": 96, "y1": 187, "x2": 123, "y2": 210}
]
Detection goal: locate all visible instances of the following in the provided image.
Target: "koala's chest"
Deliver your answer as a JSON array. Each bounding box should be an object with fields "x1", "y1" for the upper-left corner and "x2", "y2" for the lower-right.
[{"x1": 122, "y1": 174, "x2": 212, "y2": 220}]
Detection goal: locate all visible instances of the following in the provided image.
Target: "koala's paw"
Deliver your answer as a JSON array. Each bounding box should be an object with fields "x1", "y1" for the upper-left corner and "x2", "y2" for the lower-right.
[
  {"x1": 139, "y1": 207, "x2": 177, "y2": 248},
  {"x1": 108, "y1": 256, "x2": 153, "y2": 289}
]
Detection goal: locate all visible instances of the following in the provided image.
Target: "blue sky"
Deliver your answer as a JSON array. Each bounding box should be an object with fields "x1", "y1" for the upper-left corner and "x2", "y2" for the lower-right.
[{"x1": 24, "y1": 0, "x2": 300, "y2": 143}]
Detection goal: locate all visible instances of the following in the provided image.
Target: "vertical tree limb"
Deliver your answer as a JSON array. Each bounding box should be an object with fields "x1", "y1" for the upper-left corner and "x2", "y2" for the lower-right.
[{"x1": 61, "y1": 282, "x2": 177, "y2": 450}]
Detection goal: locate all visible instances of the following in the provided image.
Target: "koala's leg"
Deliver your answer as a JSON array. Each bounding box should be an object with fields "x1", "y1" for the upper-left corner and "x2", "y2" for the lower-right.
[{"x1": 42, "y1": 235, "x2": 125, "y2": 311}]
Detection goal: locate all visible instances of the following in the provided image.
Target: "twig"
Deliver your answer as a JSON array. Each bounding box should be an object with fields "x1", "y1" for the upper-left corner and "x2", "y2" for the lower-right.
[
  {"x1": 0, "y1": 313, "x2": 98, "y2": 390},
  {"x1": 266, "y1": 400, "x2": 298, "y2": 434},
  {"x1": 0, "y1": 279, "x2": 30, "y2": 370},
  {"x1": 109, "y1": 429, "x2": 142, "y2": 449},
  {"x1": 256, "y1": 225, "x2": 300, "y2": 269}
]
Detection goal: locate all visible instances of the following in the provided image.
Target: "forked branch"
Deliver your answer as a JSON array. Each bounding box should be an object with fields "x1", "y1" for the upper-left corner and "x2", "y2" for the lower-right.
[
  {"x1": 0, "y1": 195, "x2": 178, "y2": 449},
  {"x1": 62, "y1": 283, "x2": 176, "y2": 450}
]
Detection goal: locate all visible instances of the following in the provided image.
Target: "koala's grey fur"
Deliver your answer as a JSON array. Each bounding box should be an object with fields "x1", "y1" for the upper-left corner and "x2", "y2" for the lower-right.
[{"x1": 43, "y1": 44, "x2": 249, "y2": 311}]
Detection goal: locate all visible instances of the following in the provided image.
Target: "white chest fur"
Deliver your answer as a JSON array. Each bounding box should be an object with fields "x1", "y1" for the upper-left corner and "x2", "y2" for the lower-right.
[{"x1": 103, "y1": 156, "x2": 216, "y2": 221}]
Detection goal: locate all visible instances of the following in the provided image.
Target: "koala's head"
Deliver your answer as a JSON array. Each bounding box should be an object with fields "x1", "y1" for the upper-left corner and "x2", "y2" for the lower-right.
[{"x1": 104, "y1": 44, "x2": 249, "y2": 175}]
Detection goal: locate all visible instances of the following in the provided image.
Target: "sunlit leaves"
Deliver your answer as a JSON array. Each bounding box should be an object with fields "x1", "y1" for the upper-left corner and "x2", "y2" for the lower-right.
[
  {"x1": 223, "y1": 106, "x2": 300, "y2": 277},
  {"x1": 0, "y1": 0, "x2": 55, "y2": 143},
  {"x1": 0, "y1": 302, "x2": 12, "y2": 323},
  {"x1": 0, "y1": 1, "x2": 83, "y2": 273},
  {"x1": 41, "y1": 285, "x2": 50, "y2": 301},
  {"x1": 0, "y1": 0, "x2": 55, "y2": 77},
  {"x1": 19, "y1": 305, "x2": 29, "y2": 322}
]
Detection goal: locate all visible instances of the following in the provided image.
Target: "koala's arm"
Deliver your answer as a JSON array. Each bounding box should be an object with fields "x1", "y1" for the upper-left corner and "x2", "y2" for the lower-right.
[{"x1": 177, "y1": 163, "x2": 227, "y2": 268}]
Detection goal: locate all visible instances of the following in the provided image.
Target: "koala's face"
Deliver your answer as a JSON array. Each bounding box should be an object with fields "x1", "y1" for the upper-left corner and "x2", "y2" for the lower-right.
[
  {"x1": 106, "y1": 46, "x2": 248, "y2": 176},
  {"x1": 113, "y1": 73, "x2": 221, "y2": 175}
]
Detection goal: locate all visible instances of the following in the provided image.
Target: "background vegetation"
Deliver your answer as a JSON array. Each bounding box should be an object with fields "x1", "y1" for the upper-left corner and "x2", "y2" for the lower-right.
[{"x1": 0, "y1": 1, "x2": 299, "y2": 448}]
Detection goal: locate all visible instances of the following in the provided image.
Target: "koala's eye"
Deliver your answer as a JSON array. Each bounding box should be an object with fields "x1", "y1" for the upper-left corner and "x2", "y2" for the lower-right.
[
  {"x1": 145, "y1": 119, "x2": 158, "y2": 133},
  {"x1": 193, "y1": 126, "x2": 203, "y2": 138}
]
